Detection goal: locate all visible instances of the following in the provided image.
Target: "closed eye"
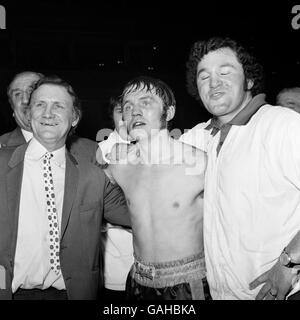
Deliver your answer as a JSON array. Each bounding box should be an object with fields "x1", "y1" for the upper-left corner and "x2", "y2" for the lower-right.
[
  {"x1": 286, "y1": 101, "x2": 296, "y2": 105},
  {"x1": 220, "y1": 67, "x2": 232, "y2": 76},
  {"x1": 13, "y1": 91, "x2": 22, "y2": 98},
  {"x1": 198, "y1": 73, "x2": 209, "y2": 81},
  {"x1": 34, "y1": 102, "x2": 45, "y2": 108},
  {"x1": 53, "y1": 103, "x2": 64, "y2": 109}
]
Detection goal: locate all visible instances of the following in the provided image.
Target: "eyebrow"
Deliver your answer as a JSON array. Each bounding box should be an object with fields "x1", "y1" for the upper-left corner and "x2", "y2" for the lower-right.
[
  {"x1": 10, "y1": 88, "x2": 22, "y2": 94},
  {"x1": 32, "y1": 99, "x2": 46, "y2": 104},
  {"x1": 219, "y1": 63, "x2": 237, "y2": 70},
  {"x1": 10, "y1": 87, "x2": 35, "y2": 94},
  {"x1": 33, "y1": 99, "x2": 66, "y2": 105},
  {"x1": 123, "y1": 94, "x2": 155, "y2": 104}
]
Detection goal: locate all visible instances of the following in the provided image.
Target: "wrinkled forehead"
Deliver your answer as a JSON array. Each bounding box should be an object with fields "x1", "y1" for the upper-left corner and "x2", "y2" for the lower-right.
[
  {"x1": 198, "y1": 47, "x2": 242, "y2": 71},
  {"x1": 278, "y1": 90, "x2": 300, "y2": 101},
  {"x1": 31, "y1": 84, "x2": 74, "y2": 106},
  {"x1": 10, "y1": 73, "x2": 41, "y2": 91}
]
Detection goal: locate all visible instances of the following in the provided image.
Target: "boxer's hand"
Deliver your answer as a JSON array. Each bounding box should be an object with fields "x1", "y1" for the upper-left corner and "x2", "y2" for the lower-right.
[
  {"x1": 96, "y1": 147, "x2": 108, "y2": 166},
  {"x1": 110, "y1": 142, "x2": 140, "y2": 165},
  {"x1": 110, "y1": 142, "x2": 129, "y2": 163},
  {"x1": 117, "y1": 120, "x2": 131, "y2": 142}
]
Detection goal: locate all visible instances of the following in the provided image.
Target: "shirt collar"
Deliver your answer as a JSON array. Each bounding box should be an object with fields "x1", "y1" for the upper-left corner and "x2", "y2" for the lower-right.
[
  {"x1": 21, "y1": 128, "x2": 33, "y2": 142},
  {"x1": 205, "y1": 93, "x2": 266, "y2": 133},
  {"x1": 25, "y1": 137, "x2": 66, "y2": 167}
]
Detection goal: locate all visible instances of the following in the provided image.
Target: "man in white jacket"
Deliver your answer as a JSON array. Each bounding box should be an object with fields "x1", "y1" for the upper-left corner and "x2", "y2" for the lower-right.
[{"x1": 181, "y1": 36, "x2": 300, "y2": 300}]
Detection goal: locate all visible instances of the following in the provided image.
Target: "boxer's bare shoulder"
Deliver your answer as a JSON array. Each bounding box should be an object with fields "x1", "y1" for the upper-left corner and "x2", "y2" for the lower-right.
[{"x1": 171, "y1": 139, "x2": 207, "y2": 175}]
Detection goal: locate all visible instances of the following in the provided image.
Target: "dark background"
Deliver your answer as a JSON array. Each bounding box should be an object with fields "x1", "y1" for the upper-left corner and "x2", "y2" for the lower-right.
[{"x1": 0, "y1": 0, "x2": 299, "y2": 139}]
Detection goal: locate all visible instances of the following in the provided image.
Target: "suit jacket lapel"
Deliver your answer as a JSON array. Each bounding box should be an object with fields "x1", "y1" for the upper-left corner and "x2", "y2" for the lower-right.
[
  {"x1": 6, "y1": 144, "x2": 28, "y2": 257},
  {"x1": 8, "y1": 127, "x2": 26, "y2": 147},
  {"x1": 61, "y1": 152, "x2": 79, "y2": 240}
]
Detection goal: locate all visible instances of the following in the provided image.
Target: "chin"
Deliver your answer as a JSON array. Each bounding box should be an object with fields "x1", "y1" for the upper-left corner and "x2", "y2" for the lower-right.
[
  {"x1": 130, "y1": 128, "x2": 148, "y2": 141},
  {"x1": 210, "y1": 104, "x2": 229, "y2": 115},
  {"x1": 39, "y1": 134, "x2": 60, "y2": 142}
]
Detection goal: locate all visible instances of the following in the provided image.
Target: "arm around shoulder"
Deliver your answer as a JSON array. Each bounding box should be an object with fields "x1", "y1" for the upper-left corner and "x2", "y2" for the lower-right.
[
  {"x1": 183, "y1": 143, "x2": 207, "y2": 176},
  {"x1": 103, "y1": 175, "x2": 131, "y2": 227}
]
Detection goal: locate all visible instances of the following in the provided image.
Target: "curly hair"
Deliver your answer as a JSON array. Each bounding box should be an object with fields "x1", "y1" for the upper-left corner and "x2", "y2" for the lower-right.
[{"x1": 186, "y1": 37, "x2": 265, "y2": 101}]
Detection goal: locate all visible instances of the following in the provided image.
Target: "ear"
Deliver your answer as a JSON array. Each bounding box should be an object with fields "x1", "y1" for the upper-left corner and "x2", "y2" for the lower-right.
[
  {"x1": 247, "y1": 79, "x2": 254, "y2": 91},
  {"x1": 71, "y1": 113, "x2": 79, "y2": 127},
  {"x1": 166, "y1": 105, "x2": 175, "y2": 122}
]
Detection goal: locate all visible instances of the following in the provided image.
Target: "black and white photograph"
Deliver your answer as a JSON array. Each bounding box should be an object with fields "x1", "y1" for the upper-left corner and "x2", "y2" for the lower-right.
[{"x1": 0, "y1": 0, "x2": 300, "y2": 316}]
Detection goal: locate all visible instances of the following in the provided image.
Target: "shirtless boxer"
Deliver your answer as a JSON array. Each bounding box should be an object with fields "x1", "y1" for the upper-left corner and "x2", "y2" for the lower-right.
[{"x1": 97, "y1": 76, "x2": 208, "y2": 300}]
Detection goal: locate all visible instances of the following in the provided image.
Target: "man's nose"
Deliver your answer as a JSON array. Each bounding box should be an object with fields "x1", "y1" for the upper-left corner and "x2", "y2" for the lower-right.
[
  {"x1": 132, "y1": 104, "x2": 142, "y2": 116},
  {"x1": 209, "y1": 74, "x2": 222, "y2": 88},
  {"x1": 42, "y1": 104, "x2": 54, "y2": 117},
  {"x1": 21, "y1": 91, "x2": 30, "y2": 104}
]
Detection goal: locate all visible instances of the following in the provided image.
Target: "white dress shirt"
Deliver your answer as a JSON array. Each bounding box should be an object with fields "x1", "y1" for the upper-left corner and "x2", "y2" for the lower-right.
[
  {"x1": 21, "y1": 129, "x2": 33, "y2": 143},
  {"x1": 103, "y1": 225, "x2": 134, "y2": 290},
  {"x1": 12, "y1": 138, "x2": 66, "y2": 292},
  {"x1": 99, "y1": 131, "x2": 134, "y2": 290}
]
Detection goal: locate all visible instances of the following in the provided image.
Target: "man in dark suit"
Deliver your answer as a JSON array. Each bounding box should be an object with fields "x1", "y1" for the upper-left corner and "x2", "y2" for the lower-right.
[
  {"x1": 0, "y1": 76, "x2": 129, "y2": 300},
  {"x1": 0, "y1": 71, "x2": 43, "y2": 148}
]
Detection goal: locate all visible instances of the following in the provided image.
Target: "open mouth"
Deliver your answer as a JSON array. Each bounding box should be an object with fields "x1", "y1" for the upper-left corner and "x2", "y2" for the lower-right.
[
  {"x1": 131, "y1": 121, "x2": 146, "y2": 129},
  {"x1": 40, "y1": 122, "x2": 58, "y2": 127},
  {"x1": 209, "y1": 91, "x2": 225, "y2": 99}
]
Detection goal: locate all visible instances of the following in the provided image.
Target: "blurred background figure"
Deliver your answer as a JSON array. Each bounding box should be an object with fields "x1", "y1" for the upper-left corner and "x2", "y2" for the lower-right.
[
  {"x1": 98, "y1": 96, "x2": 134, "y2": 301},
  {"x1": 0, "y1": 71, "x2": 43, "y2": 147},
  {"x1": 276, "y1": 87, "x2": 300, "y2": 114}
]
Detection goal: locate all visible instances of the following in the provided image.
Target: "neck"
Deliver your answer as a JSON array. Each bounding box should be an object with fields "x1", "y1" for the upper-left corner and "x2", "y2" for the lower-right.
[
  {"x1": 136, "y1": 129, "x2": 171, "y2": 164},
  {"x1": 217, "y1": 92, "x2": 252, "y2": 124},
  {"x1": 35, "y1": 137, "x2": 65, "y2": 152}
]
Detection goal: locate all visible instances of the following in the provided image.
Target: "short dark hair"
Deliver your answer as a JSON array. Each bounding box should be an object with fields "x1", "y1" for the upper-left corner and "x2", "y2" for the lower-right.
[
  {"x1": 107, "y1": 96, "x2": 122, "y2": 128},
  {"x1": 108, "y1": 96, "x2": 121, "y2": 124},
  {"x1": 29, "y1": 75, "x2": 82, "y2": 136},
  {"x1": 186, "y1": 37, "x2": 265, "y2": 101},
  {"x1": 121, "y1": 76, "x2": 176, "y2": 129}
]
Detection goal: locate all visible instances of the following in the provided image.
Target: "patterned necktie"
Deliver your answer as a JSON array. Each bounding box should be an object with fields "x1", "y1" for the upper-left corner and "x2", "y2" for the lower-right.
[{"x1": 43, "y1": 152, "x2": 61, "y2": 275}]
